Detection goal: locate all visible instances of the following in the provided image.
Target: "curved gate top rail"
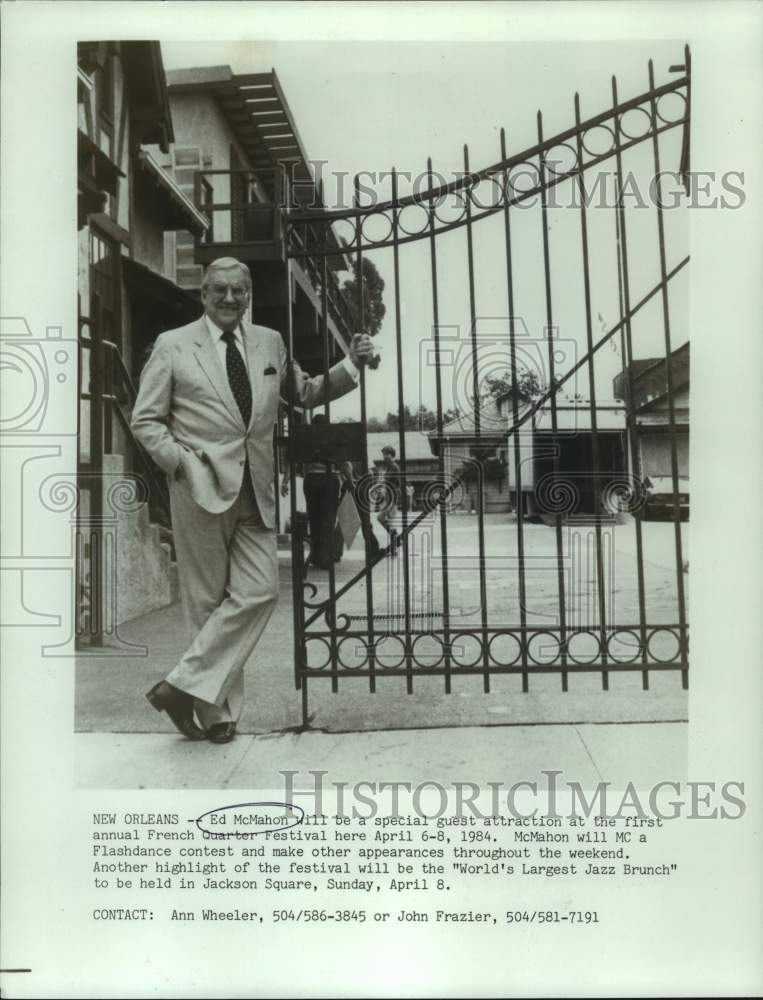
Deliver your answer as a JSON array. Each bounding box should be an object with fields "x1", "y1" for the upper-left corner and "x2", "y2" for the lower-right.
[
  {"x1": 284, "y1": 53, "x2": 690, "y2": 257},
  {"x1": 281, "y1": 47, "x2": 691, "y2": 726}
]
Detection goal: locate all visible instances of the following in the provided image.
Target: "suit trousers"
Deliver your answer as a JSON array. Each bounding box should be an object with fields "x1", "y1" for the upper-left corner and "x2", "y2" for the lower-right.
[{"x1": 165, "y1": 468, "x2": 278, "y2": 728}]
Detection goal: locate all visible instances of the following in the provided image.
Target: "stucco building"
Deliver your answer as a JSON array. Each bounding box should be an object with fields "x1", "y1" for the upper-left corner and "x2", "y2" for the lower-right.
[{"x1": 613, "y1": 341, "x2": 690, "y2": 520}]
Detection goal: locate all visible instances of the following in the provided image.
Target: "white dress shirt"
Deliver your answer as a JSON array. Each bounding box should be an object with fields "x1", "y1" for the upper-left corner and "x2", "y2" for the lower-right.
[{"x1": 206, "y1": 315, "x2": 249, "y2": 372}]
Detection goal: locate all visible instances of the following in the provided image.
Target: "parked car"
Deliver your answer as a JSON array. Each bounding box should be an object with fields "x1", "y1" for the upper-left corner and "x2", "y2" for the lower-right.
[{"x1": 643, "y1": 475, "x2": 690, "y2": 521}]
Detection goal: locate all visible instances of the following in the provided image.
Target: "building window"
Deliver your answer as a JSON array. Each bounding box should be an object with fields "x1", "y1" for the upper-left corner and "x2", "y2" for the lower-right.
[
  {"x1": 174, "y1": 147, "x2": 202, "y2": 167},
  {"x1": 170, "y1": 147, "x2": 206, "y2": 287},
  {"x1": 89, "y1": 227, "x2": 119, "y2": 350}
]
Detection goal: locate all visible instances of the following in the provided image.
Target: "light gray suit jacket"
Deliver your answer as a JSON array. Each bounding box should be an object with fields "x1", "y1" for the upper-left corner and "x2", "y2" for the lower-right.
[{"x1": 130, "y1": 317, "x2": 357, "y2": 528}]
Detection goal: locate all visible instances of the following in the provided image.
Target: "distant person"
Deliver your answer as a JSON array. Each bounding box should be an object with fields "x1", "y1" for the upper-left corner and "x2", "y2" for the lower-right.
[
  {"x1": 377, "y1": 445, "x2": 402, "y2": 556},
  {"x1": 282, "y1": 414, "x2": 347, "y2": 569},
  {"x1": 642, "y1": 474, "x2": 655, "y2": 515}
]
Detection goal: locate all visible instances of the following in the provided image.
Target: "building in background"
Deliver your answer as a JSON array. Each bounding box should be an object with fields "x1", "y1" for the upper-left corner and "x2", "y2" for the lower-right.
[
  {"x1": 76, "y1": 48, "x2": 364, "y2": 641},
  {"x1": 367, "y1": 431, "x2": 440, "y2": 510},
  {"x1": 517, "y1": 398, "x2": 628, "y2": 522},
  {"x1": 146, "y1": 64, "x2": 355, "y2": 375},
  {"x1": 431, "y1": 402, "x2": 512, "y2": 514},
  {"x1": 431, "y1": 393, "x2": 629, "y2": 519},
  {"x1": 613, "y1": 341, "x2": 690, "y2": 520}
]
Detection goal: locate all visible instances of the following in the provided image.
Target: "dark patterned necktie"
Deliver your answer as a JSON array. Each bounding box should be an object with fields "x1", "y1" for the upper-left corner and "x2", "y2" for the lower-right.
[{"x1": 221, "y1": 329, "x2": 252, "y2": 427}]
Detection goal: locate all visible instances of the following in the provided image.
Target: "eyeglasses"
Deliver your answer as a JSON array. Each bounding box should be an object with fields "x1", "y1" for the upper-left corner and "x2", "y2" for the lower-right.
[{"x1": 208, "y1": 283, "x2": 249, "y2": 300}]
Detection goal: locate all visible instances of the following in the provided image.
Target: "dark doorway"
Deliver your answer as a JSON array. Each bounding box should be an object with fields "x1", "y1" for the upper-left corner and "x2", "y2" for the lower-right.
[{"x1": 534, "y1": 431, "x2": 626, "y2": 514}]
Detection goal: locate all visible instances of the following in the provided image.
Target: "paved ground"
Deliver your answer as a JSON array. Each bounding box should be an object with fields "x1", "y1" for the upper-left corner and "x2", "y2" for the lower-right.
[
  {"x1": 306, "y1": 514, "x2": 688, "y2": 656},
  {"x1": 75, "y1": 515, "x2": 688, "y2": 788},
  {"x1": 76, "y1": 515, "x2": 688, "y2": 732},
  {"x1": 75, "y1": 721, "x2": 687, "y2": 790}
]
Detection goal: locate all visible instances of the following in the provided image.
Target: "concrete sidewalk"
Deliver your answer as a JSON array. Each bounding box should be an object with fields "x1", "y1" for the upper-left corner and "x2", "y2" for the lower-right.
[{"x1": 75, "y1": 721, "x2": 687, "y2": 790}]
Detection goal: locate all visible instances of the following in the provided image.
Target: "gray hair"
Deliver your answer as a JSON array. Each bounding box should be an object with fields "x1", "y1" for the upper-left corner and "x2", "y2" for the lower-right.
[{"x1": 201, "y1": 257, "x2": 252, "y2": 292}]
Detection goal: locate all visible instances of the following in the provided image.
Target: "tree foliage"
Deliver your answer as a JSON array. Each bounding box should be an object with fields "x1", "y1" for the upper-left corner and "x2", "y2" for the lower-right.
[
  {"x1": 342, "y1": 258, "x2": 386, "y2": 370},
  {"x1": 365, "y1": 404, "x2": 460, "y2": 433},
  {"x1": 482, "y1": 368, "x2": 544, "y2": 403}
]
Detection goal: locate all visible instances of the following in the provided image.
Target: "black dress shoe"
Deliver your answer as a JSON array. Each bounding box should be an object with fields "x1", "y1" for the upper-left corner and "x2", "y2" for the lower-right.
[
  {"x1": 146, "y1": 681, "x2": 206, "y2": 741},
  {"x1": 207, "y1": 722, "x2": 236, "y2": 744}
]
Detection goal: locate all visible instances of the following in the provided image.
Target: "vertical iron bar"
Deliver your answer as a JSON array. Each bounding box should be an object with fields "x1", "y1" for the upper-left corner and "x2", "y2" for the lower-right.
[
  {"x1": 273, "y1": 165, "x2": 283, "y2": 245},
  {"x1": 390, "y1": 168, "x2": 414, "y2": 694},
  {"x1": 614, "y1": 179, "x2": 647, "y2": 688},
  {"x1": 321, "y1": 254, "x2": 339, "y2": 693},
  {"x1": 77, "y1": 294, "x2": 85, "y2": 629},
  {"x1": 89, "y1": 530, "x2": 100, "y2": 638},
  {"x1": 536, "y1": 113, "x2": 569, "y2": 689},
  {"x1": 75, "y1": 529, "x2": 84, "y2": 639},
  {"x1": 301, "y1": 682, "x2": 309, "y2": 729},
  {"x1": 354, "y1": 175, "x2": 377, "y2": 693},
  {"x1": 647, "y1": 60, "x2": 689, "y2": 689},
  {"x1": 574, "y1": 93, "x2": 609, "y2": 689},
  {"x1": 273, "y1": 427, "x2": 281, "y2": 533},
  {"x1": 104, "y1": 349, "x2": 113, "y2": 455},
  {"x1": 615, "y1": 207, "x2": 628, "y2": 381},
  {"x1": 283, "y1": 179, "x2": 307, "y2": 709},
  {"x1": 193, "y1": 168, "x2": 201, "y2": 263},
  {"x1": 103, "y1": 528, "x2": 115, "y2": 639},
  {"x1": 500, "y1": 129, "x2": 530, "y2": 693},
  {"x1": 612, "y1": 77, "x2": 650, "y2": 689},
  {"x1": 463, "y1": 145, "x2": 491, "y2": 692},
  {"x1": 427, "y1": 157, "x2": 453, "y2": 693},
  {"x1": 89, "y1": 292, "x2": 104, "y2": 646},
  {"x1": 680, "y1": 45, "x2": 691, "y2": 193}
]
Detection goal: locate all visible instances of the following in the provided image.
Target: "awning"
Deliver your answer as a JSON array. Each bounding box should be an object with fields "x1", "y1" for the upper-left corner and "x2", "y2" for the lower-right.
[
  {"x1": 120, "y1": 42, "x2": 174, "y2": 153},
  {"x1": 135, "y1": 149, "x2": 210, "y2": 235}
]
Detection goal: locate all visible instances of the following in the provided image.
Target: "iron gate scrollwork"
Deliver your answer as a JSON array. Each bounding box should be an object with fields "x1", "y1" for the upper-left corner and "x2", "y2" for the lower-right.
[{"x1": 282, "y1": 49, "x2": 691, "y2": 725}]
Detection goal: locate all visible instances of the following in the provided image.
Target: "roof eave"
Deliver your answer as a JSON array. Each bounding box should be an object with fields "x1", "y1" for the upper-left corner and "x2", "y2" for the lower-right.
[{"x1": 136, "y1": 149, "x2": 210, "y2": 234}]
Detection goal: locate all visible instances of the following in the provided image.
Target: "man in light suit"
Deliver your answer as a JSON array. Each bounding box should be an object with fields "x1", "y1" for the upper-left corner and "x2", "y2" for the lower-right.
[{"x1": 131, "y1": 257, "x2": 373, "y2": 743}]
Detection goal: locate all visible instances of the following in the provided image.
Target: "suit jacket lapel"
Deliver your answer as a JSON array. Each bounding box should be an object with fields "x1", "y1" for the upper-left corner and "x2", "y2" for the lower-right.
[
  {"x1": 242, "y1": 323, "x2": 263, "y2": 430},
  {"x1": 192, "y1": 319, "x2": 245, "y2": 429}
]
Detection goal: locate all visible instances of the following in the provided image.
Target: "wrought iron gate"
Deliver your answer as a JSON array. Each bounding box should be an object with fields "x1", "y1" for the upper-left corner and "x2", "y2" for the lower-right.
[{"x1": 282, "y1": 49, "x2": 690, "y2": 725}]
